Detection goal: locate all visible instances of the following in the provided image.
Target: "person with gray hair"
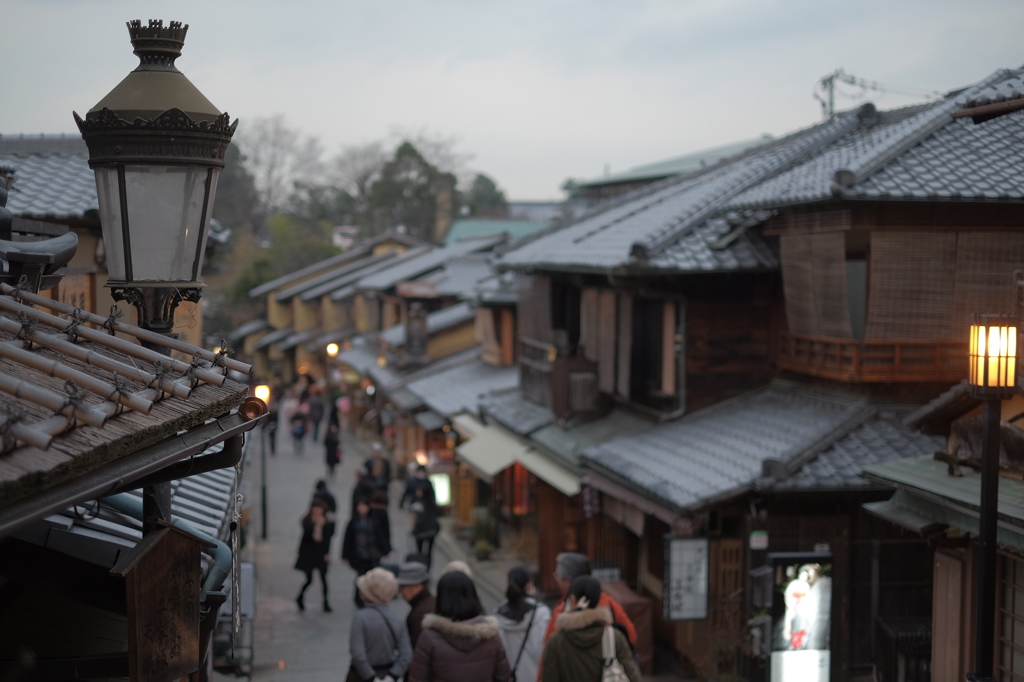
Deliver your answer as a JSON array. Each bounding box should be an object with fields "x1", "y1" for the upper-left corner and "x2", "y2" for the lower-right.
[{"x1": 541, "y1": 553, "x2": 637, "y2": 647}]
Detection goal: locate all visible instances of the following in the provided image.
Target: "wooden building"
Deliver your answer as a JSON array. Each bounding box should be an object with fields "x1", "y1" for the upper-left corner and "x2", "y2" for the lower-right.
[{"x1": 494, "y1": 67, "x2": 1024, "y2": 680}]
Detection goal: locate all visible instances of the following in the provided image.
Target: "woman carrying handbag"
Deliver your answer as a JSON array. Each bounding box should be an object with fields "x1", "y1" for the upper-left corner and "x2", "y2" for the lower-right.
[
  {"x1": 540, "y1": 576, "x2": 640, "y2": 682},
  {"x1": 495, "y1": 567, "x2": 549, "y2": 682}
]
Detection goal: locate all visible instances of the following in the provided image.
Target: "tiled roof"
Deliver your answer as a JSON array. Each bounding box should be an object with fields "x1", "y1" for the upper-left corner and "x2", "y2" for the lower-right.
[
  {"x1": 418, "y1": 255, "x2": 497, "y2": 298},
  {"x1": 960, "y1": 74, "x2": 1024, "y2": 107},
  {"x1": 481, "y1": 389, "x2": 553, "y2": 435},
  {"x1": 406, "y1": 359, "x2": 519, "y2": 417},
  {"x1": 226, "y1": 318, "x2": 270, "y2": 345},
  {"x1": 646, "y1": 212, "x2": 778, "y2": 271},
  {"x1": 501, "y1": 111, "x2": 858, "y2": 272},
  {"x1": 0, "y1": 134, "x2": 88, "y2": 157},
  {"x1": 444, "y1": 219, "x2": 550, "y2": 245},
  {"x1": 277, "y1": 251, "x2": 399, "y2": 302},
  {"x1": 0, "y1": 282, "x2": 254, "y2": 513},
  {"x1": 0, "y1": 152, "x2": 96, "y2": 220},
  {"x1": 576, "y1": 135, "x2": 774, "y2": 189},
  {"x1": 336, "y1": 337, "x2": 379, "y2": 376},
  {"x1": 247, "y1": 232, "x2": 424, "y2": 298},
  {"x1": 502, "y1": 69, "x2": 1024, "y2": 275},
  {"x1": 580, "y1": 382, "x2": 872, "y2": 512},
  {"x1": 377, "y1": 301, "x2": 475, "y2": 348},
  {"x1": 529, "y1": 408, "x2": 653, "y2": 470},
  {"x1": 357, "y1": 235, "x2": 506, "y2": 291},
  {"x1": 299, "y1": 251, "x2": 410, "y2": 302},
  {"x1": 251, "y1": 325, "x2": 293, "y2": 351},
  {"x1": 763, "y1": 411, "x2": 944, "y2": 492}
]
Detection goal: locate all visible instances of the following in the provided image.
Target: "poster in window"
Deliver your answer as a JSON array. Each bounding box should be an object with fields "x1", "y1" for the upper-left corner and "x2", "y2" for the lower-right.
[
  {"x1": 663, "y1": 536, "x2": 708, "y2": 620},
  {"x1": 767, "y1": 552, "x2": 832, "y2": 682}
]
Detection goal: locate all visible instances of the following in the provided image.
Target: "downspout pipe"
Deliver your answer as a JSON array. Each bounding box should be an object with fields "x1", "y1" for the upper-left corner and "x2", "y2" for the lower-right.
[
  {"x1": 100, "y1": 493, "x2": 231, "y2": 601},
  {"x1": 109, "y1": 435, "x2": 244, "y2": 494}
]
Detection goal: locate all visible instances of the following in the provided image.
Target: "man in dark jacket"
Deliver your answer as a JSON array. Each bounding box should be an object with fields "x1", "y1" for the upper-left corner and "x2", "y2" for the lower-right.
[{"x1": 397, "y1": 561, "x2": 435, "y2": 647}]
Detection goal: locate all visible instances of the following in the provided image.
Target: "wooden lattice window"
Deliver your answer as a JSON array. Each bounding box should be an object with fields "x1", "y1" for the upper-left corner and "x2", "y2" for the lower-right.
[{"x1": 998, "y1": 552, "x2": 1024, "y2": 680}]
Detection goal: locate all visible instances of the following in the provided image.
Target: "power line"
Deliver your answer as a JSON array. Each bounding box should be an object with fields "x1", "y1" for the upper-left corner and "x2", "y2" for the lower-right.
[{"x1": 814, "y1": 68, "x2": 944, "y2": 118}]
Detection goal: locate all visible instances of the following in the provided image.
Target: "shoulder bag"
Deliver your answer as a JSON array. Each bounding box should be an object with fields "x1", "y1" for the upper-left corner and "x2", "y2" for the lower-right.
[
  {"x1": 507, "y1": 602, "x2": 537, "y2": 682},
  {"x1": 601, "y1": 624, "x2": 630, "y2": 682}
]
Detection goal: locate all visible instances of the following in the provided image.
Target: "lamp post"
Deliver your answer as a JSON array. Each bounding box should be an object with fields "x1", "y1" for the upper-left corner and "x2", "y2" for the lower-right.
[
  {"x1": 254, "y1": 384, "x2": 271, "y2": 540},
  {"x1": 75, "y1": 19, "x2": 237, "y2": 342},
  {"x1": 967, "y1": 313, "x2": 1018, "y2": 682},
  {"x1": 75, "y1": 19, "x2": 237, "y2": 530},
  {"x1": 326, "y1": 342, "x2": 339, "y2": 424}
]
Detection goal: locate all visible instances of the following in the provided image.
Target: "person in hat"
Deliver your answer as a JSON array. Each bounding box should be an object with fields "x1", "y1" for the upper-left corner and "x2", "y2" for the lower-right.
[
  {"x1": 348, "y1": 567, "x2": 412, "y2": 682},
  {"x1": 495, "y1": 566, "x2": 549, "y2": 682},
  {"x1": 397, "y1": 561, "x2": 436, "y2": 647},
  {"x1": 541, "y1": 553, "x2": 637, "y2": 647},
  {"x1": 408, "y1": 571, "x2": 510, "y2": 682},
  {"x1": 540, "y1": 575, "x2": 640, "y2": 682}
]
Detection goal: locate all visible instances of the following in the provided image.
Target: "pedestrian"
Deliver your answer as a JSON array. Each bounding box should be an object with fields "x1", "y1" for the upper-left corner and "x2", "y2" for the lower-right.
[
  {"x1": 290, "y1": 400, "x2": 309, "y2": 455},
  {"x1": 294, "y1": 498, "x2": 334, "y2": 613},
  {"x1": 540, "y1": 575, "x2": 640, "y2": 682},
  {"x1": 408, "y1": 570, "x2": 510, "y2": 682},
  {"x1": 397, "y1": 561, "x2": 436, "y2": 648},
  {"x1": 400, "y1": 465, "x2": 436, "y2": 509},
  {"x1": 313, "y1": 479, "x2": 337, "y2": 514},
  {"x1": 309, "y1": 386, "x2": 326, "y2": 441},
  {"x1": 264, "y1": 393, "x2": 279, "y2": 457},
  {"x1": 351, "y1": 471, "x2": 377, "y2": 516},
  {"x1": 364, "y1": 442, "x2": 392, "y2": 489},
  {"x1": 495, "y1": 567, "x2": 549, "y2": 682},
  {"x1": 347, "y1": 567, "x2": 413, "y2": 682},
  {"x1": 324, "y1": 422, "x2": 342, "y2": 479},
  {"x1": 369, "y1": 489, "x2": 392, "y2": 562},
  {"x1": 342, "y1": 499, "x2": 389, "y2": 576},
  {"x1": 541, "y1": 553, "x2": 637, "y2": 648},
  {"x1": 411, "y1": 487, "x2": 440, "y2": 568}
]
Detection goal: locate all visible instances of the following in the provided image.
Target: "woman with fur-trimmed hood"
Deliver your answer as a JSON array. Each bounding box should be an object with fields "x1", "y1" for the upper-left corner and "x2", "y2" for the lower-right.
[
  {"x1": 408, "y1": 571, "x2": 510, "y2": 682},
  {"x1": 540, "y1": 576, "x2": 641, "y2": 682}
]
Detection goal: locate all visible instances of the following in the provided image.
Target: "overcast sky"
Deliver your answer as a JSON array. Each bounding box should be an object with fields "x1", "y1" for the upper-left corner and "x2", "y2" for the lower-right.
[{"x1": 5, "y1": 0, "x2": 1023, "y2": 199}]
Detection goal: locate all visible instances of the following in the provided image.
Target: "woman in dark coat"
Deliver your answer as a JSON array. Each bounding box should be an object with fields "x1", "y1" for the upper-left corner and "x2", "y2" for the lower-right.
[
  {"x1": 294, "y1": 498, "x2": 334, "y2": 612},
  {"x1": 411, "y1": 486, "x2": 440, "y2": 568},
  {"x1": 341, "y1": 499, "x2": 388, "y2": 576},
  {"x1": 408, "y1": 571, "x2": 510, "y2": 682},
  {"x1": 540, "y1": 575, "x2": 640, "y2": 682},
  {"x1": 369, "y1": 489, "x2": 392, "y2": 560}
]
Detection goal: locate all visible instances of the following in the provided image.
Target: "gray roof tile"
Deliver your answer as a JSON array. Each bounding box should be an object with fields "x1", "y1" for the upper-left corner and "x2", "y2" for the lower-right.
[
  {"x1": 581, "y1": 382, "x2": 870, "y2": 512},
  {"x1": 377, "y1": 301, "x2": 475, "y2": 348},
  {"x1": 766, "y1": 412, "x2": 944, "y2": 491},
  {"x1": 406, "y1": 359, "x2": 519, "y2": 417},
  {"x1": 358, "y1": 236, "x2": 505, "y2": 291},
  {"x1": 0, "y1": 152, "x2": 96, "y2": 219},
  {"x1": 481, "y1": 389, "x2": 553, "y2": 435}
]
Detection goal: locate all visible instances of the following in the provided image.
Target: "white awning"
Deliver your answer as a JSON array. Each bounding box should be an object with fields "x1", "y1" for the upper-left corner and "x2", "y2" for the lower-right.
[
  {"x1": 452, "y1": 413, "x2": 484, "y2": 439},
  {"x1": 517, "y1": 448, "x2": 580, "y2": 496},
  {"x1": 455, "y1": 423, "x2": 526, "y2": 479}
]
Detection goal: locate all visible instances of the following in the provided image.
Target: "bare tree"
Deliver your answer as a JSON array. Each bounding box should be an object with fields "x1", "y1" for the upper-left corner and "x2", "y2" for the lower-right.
[{"x1": 235, "y1": 114, "x2": 325, "y2": 235}]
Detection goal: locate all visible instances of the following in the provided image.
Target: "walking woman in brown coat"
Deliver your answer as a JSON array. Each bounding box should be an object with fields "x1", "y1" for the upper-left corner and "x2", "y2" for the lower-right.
[{"x1": 408, "y1": 571, "x2": 510, "y2": 682}]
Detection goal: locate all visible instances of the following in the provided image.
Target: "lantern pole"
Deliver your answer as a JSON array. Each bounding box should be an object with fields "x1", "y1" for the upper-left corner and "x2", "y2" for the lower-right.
[{"x1": 967, "y1": 315, "x2": 1018, "y2": 682}]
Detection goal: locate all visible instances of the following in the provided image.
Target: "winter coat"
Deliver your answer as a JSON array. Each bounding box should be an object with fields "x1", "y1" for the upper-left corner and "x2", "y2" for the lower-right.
[
  {"x1": 495, "y1": 598, "x2": 550, "y2": 682},
  {"x1": 369, "y1": 506, "x2": 392, "y2": 556},
  {"x1": 293, "y1": 517, "x2": 333, "y2": 573},
  {"x1": 308, "y1": 394, "x2": 325, "y2": 423},
  {"x1": 349, "y1": 603, "x2": 413, "y2": 681},
  {"x1": 540, "y1": 606, "x2": 640, "y2": 682},
  {"x1": 412, "y1": 505, "x2": 440, "y2": 540},
  {"x1": 408, "y1": 614, "x2": 510, "y2": 682},
  {"x1": 543, "y1": 593, "x2": 637, "y2": 646},
  {"x1": 341, "y1": 514, "x2": 388, "y2": 574},
  {"x1": 406, "y1": 587, "x2": 436, "y2": 647}
]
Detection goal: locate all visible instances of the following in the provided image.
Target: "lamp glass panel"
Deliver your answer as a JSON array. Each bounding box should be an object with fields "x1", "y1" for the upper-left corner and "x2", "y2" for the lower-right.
[
  {"x1": 122, "y1": 165, "x2": 214, "y2": 282},
  {"x1": 94, "y1": 167, "x2": 127, "y2": 280}
]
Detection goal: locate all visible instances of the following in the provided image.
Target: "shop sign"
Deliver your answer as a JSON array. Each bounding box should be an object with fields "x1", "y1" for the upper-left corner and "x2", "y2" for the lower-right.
[{"x1": 663, "y1": 536, "x2": 708, "y2": 621}]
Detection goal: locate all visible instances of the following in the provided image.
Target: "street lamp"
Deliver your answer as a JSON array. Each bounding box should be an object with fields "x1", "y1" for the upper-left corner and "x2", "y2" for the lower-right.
[
  {"x1": 254, "y1": 384, "x2": 271, "y2": 541},
  {"x1": 74, "y1": 19, "x2": 237, "y2": 340},
  {"x1": 967, "y1": 313, "x2": 1018, "y2": 682}
]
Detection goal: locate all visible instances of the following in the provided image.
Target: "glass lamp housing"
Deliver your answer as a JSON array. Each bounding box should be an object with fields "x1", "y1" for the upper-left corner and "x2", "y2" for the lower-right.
[
  {"x1": 75, "y1": 20, "x2": 236, "y2": 287},
  {"x1": 968, "y1": 313, "x2": 1019, "y2": 399}
]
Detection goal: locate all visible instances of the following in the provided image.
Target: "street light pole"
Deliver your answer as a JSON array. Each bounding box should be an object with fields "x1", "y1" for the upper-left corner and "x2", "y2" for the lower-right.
[
  {"x1": 967, "y1": 314, "x2": 1018, "y2": 682},
  {"x1": 255, "y1": 384, "x2": 271, "y2": 540}
]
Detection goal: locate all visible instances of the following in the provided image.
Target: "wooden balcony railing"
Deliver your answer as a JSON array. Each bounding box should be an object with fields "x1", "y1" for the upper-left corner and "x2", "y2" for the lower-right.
[{"x1": 778, "y1": 333, "x2": 968, "y2": 383}]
